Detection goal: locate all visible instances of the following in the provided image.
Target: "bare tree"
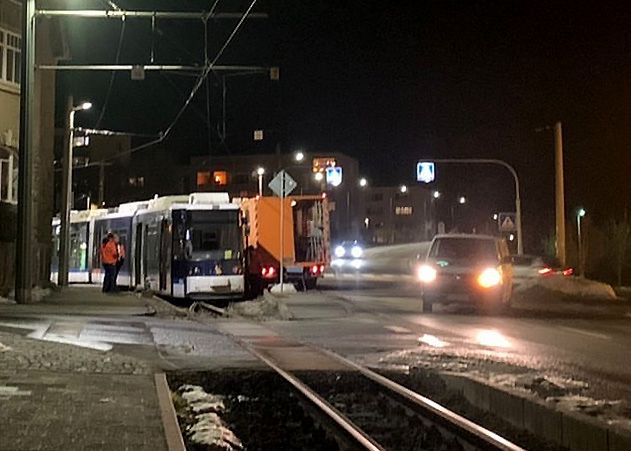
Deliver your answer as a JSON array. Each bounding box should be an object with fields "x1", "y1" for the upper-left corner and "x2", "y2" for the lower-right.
[{"x1": 606, "y1": 215, "x2": 631, "y2": 287}]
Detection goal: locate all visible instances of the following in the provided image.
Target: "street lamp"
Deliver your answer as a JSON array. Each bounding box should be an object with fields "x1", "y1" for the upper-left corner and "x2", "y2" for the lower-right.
[
  {"x1": 400, "y1": 184, "x2": 408, "y2": 193},
  {"x1": 433, "y1": 190, "x2": 441, "y2": 199},
  {"x1": 58, "y1": 99, "x2": 92, "y2": 287},
  {"x1": 256, "y1": 167, "x2": 265, "y2": 196},
  {"x1": 577, "y1": 208, "x2": 586, "y2": 277},
  {"x1": 294, "y1": 151, "x2": 305, "y2": 162},
  {"x1": 314, "y1": 172, "x2": 324, "y2": 182},
  {"x1": 359, "y1": 177, "x2": 367, "y2": 187},
  {"x1": 458, "y1": 196, "x2": 466, "y2": 204}
]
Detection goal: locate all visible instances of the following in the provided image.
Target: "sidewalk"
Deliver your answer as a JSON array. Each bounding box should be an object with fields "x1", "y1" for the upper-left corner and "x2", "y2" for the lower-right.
[
  {"x1": 0, "y1": 328, "x2": 171, "y2": 451},
  {"x1": 0, "y1": 286, "x2": 156, "y2": 317}
]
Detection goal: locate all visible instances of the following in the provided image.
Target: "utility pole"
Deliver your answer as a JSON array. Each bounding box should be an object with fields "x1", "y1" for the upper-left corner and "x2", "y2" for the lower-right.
[
  {"x1": 554, "y1": 122, "x2": 566, "y2": 266},
  {"x1": 15, "y1": 0, "x2": 36, "y2": 303},
  {"x1": 58, "y1": 96, "x2": 74, "y2": 286},
  {"x1": 98, "y1": 161, "x2": 106, "y2": 205}
]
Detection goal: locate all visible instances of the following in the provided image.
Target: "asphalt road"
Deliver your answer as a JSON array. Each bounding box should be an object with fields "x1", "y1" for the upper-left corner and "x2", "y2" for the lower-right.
[{"x1": 299, "y1": 277, "x2": 631, "y2": 403}]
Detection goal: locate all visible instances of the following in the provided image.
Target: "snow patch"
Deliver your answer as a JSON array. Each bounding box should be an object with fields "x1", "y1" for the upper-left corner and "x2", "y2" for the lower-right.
[
  {"x1": 177, "y1": 384, "x2": 242, "y2": 450},
  {"x1": 0, "y1": 342, "x2": 11, "y2": 352},
  {"x1": 515, "y1": 276, "x2": 616, "y2": 300},
  {"x1": 226, "y1": 295, "x2": 292, "y2": 321}
]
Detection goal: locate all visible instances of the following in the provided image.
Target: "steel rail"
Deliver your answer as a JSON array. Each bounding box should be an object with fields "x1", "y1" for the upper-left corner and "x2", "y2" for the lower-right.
[
  {"x1": 239, "y1": 341, "x2": 384, "y2": 451},
  {"x1": 318, "y1": 347, "x2": 525, "y2": 451}
]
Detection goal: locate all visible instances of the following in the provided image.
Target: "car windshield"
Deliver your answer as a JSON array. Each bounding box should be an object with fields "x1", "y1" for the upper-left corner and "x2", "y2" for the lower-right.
[{"x1": 429, "y1": 238, "x2": 497, "y2": 262}]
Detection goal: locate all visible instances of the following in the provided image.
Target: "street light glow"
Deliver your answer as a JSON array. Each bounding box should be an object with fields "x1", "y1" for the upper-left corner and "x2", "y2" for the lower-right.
[
  {"x1": 359, "y1": 177, "x2": 367, "y2": 187},
  {"x1": 80, "y1": 102, "x2": 92, "y2": 110},
  {"x1": 458, "y1": 196, "x2": 466, "y2": 204},
  {"x1": 256, "y1": 167, "x2": 265, "y2": 176},
  {"x1": 400, "y1": 184, "x2": 408, "y2": 193},
  {"x1": 578, "y1": 208, "x2": 586, "y2": 217},
  {"x1": 433, "y1": 190, "x2": 441, "y2": 199},
  {"x1": 294, "y1": 151, "x2": 305, "y2": 162},
  {"x1": 493, "y1": 213, "x2": 498, "y2": 220},
  {"x1": 314, "y1": 172, "x2": 324, "y2": 181}
]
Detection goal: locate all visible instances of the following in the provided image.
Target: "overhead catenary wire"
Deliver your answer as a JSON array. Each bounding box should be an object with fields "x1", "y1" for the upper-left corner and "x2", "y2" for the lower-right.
[
  {"x1": 102, "y1": 0, "x2": 259, "y2": 163},
  {"x1": 95, "y1": 16, "x2": 126, "y2": 128}
]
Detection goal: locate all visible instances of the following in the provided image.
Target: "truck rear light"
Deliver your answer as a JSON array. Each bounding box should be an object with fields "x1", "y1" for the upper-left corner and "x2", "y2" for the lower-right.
[
  {"x1": 261, "y1": 266, "x2": 276, "y2": 278},
  {"x1": 319, "y1": 265, "x2": 325, "y2": 273},
  {"x1": 311, "y1": 265, "x2": 319, "y2": 274}
]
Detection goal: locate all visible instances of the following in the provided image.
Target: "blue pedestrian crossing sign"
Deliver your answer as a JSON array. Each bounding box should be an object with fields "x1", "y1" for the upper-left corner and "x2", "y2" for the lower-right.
[
  {"x1": 416, "y1": 161, "x2": 435, "y2": 183},
  {"x1": 326, "y1": 166, "x2": 343, "y2": 187}
]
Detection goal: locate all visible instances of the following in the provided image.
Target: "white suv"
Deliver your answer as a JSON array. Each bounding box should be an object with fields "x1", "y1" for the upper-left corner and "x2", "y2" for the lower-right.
[{"x1": 417, "y1": 234, "x2": 513, "y2": 313}]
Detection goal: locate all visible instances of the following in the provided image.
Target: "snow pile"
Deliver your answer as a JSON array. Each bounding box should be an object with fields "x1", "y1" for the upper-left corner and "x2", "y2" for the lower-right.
[
  {"x1": 0, "y1": 342, "x2": 11, "y2": 352},
  {"x1": 0, "y1": 296, "x2": 15, "y2": 305},
  {"x1": 225, "y1": 294, "x2": 292, "y2": 321},
  {"x1": 515, "y1": 276, "x2": 617, "y2": 300},
  {"x1": 177, "y1": 384, "x2": 243, "y2": 450}
]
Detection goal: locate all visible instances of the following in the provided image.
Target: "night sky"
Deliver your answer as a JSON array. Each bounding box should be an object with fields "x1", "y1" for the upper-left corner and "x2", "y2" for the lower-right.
[{"x1": 57, "y1": 1, "x2": 631, "y2": 248}]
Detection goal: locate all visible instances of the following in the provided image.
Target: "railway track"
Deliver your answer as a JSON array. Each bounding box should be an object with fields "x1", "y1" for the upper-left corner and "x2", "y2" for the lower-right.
[{"x1": 230, "y1": 333, "x2": 525, "y2": 451}]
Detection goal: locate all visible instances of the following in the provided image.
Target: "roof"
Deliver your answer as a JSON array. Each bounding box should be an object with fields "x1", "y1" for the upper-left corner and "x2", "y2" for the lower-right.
[{"x1": 432, "y1": 233, "x2": 498, "y2": 240}]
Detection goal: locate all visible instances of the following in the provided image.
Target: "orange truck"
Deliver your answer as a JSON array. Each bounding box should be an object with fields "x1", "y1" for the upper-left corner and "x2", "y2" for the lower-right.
[{"x1": 241, "y1": 194, "x2": 330, "y2": 292}]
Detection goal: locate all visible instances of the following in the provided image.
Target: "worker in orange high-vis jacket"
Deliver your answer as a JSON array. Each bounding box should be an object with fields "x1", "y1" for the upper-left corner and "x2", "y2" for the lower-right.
[
  {"x1": 100, "y1": 233, "x2": 118, "y2": 293},
  {"x1": 114, "y1": 234, "x2": 126, "y2": 291}
]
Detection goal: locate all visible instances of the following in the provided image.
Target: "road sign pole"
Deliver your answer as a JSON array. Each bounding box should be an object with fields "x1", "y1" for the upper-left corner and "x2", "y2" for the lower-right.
[
  {"x1": 279, "y1": 171, "x2": 284, "y2": 293},
  {"x1": 427, "y1": 158, "x2": 524, "y2": 255}
]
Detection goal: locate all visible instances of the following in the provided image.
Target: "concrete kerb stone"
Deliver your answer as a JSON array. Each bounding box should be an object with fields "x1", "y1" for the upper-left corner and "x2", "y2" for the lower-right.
[
  {"x1": 154, "y1": 373, "x2": 186, "y2": 451},
  {"x1": 609, "y1": 427, "x2": 631, "y2": 451},
  {"x1": 438, "y1": 372, "x2": 627, "y2": 451}
]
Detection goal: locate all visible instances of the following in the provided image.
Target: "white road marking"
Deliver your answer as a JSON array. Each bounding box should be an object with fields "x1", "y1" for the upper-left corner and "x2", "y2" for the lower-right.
[
  {"x1": 560, "y1": 326, "x2": 611, "y2": 340},
  {"x1": 383, "y1": 325, "x2": 412, "y2": 334}
]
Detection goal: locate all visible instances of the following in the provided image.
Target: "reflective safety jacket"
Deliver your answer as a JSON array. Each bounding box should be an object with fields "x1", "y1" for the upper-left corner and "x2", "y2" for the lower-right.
[{"x1": 101, "y1": 240, "x2": 118, "y2": 265}]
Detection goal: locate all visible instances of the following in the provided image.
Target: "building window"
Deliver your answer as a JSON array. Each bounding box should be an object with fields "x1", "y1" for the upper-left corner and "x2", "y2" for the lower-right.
[
  {"x1": 197, "y1": 171, "x2": 211, "y2": 186},
  {"x1": 371, "y1": 193, "x2": 384, "y2": 202},
  {"x1": 395, "y1": 206, "x2": 413, "y2": 215},
  {"x1": 0, "y1": 28, "x2": 21, "y2": 85},
  {"x1": 128, "y1": 176, "x2": 145, "y2": 187},
  {"x1": 213, "y1": 171, "x2": 228, "y2": 185}
]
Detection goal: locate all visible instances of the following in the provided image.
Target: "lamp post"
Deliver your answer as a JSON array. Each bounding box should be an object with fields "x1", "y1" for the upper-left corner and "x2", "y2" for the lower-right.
[
  {"x1": 424, "y1": 158, "x2": 524, "y2": 254},
  {"x1": 58, "y1": 99, "x2": 92, "y2": 287},
  {"x1": 359, "y1": 177, "x2": 367, "y2": 188},
  {"x1": 256, "y1": 167, "x2": 265, "y2": 196},
  {"x1": 577, "y1": 208, "x2": 586, "y2": 277}
]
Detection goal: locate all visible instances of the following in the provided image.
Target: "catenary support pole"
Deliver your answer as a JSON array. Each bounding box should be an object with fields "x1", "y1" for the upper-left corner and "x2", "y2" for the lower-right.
[
  {"x1": 15, "y1": 0, "x2": 36, "y2": 303},
  {"x1": 554, "y1": 122, "x2": 566, "y2": 266},
  {"x1": 58, "y1": 96, "x2": 74, "y2": 287}
]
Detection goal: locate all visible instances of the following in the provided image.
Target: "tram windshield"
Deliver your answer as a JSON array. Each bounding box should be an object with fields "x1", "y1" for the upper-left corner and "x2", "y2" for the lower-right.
[{"x1": 186, "y1": 210, "x2": 240, "y2": 259}]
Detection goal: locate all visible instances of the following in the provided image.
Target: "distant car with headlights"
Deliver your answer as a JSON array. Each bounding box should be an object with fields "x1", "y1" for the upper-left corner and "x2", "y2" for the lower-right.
[
  {"x1": 417, "y1": 234, "x2": 513, "y2": 313},
  {"x1": 331, "y1": 240, "x2": 365, "y2": 270}
]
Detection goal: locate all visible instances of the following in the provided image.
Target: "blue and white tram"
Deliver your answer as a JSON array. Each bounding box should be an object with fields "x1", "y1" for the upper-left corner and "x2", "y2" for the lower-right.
[
  {"x1": 53, "y1": 193, "x2": 245, "y2": 300},
  {"x1": 51, "y1": 209, "x2": 107, "y2": 284},
  {"x1": 132, "y1": 193, "x2": 244, "y2": 299}
]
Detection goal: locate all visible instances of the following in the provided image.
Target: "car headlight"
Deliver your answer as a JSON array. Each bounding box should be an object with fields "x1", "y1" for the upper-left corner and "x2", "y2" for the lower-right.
[
  {"x1": 478, "y1": 268, "x2": 502, "y2": 288},
  {"x1": 417, "y1": 264, "x2": 437, "y2": 283},
  {"x1": 334, "y1": 245, "x2": 346, "y2": 258},
  {"x1": 350, "y1": 245, "x2": 363, "y2": 258}
]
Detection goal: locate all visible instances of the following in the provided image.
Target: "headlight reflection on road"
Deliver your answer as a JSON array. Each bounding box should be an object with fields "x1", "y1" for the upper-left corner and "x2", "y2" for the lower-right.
[
  {"x1": 475, "y1": 329, "x2": 511, "y2": 348},
  {"x1": 418, "y1": 333, "x2": 449, "y2": 348}
]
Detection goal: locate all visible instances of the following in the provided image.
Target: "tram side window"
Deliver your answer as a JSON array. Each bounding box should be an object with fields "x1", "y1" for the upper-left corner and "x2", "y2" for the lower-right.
[
  {"x1": 69, "y1": 223, "x2": 88, "y2": 271},
  {"x1": 144, "y1": 222, "x2": 160, "y2": 273}
]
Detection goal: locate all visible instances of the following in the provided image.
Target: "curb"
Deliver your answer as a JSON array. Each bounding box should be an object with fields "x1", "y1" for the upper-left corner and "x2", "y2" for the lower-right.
[
  {"x1": 154, "y1": 373, "x2": 186, "y2": 451},
  {"x1": 439, "y1": 372, "x2": 631, "y2": 451}
]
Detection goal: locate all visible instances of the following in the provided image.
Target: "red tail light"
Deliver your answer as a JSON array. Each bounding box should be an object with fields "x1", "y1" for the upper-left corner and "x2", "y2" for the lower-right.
[
  {"x1": 538, "y1": 267, "x2": 553, "y2": 276},
  {"x1": 311, "y1": 265, "x2": 319, "y2": 274},
  {"x1": 319, "y1": 265, "x2": 325, "y2": 273},
  {"x1": 562, "y1": 268, "x2": 574, "y2": 276},
  {"x1": 261, "y1": 266, "x2": 277, "y2": 278}
]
